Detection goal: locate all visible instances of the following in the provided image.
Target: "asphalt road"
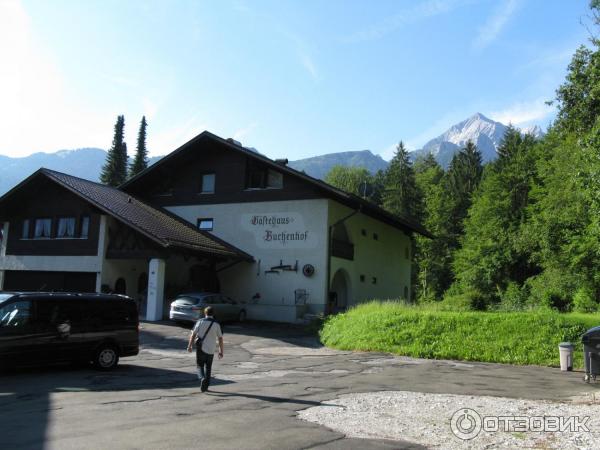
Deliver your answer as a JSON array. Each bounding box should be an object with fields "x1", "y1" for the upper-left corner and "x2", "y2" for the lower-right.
[{"x1": 1, "y1": 321, "x2": 597, "y2": 450}]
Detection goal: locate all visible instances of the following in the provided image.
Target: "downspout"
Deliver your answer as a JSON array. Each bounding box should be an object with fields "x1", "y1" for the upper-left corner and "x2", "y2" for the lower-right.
[{"x1": 326, "y1": 206, "x2": 361, "y2": 314}]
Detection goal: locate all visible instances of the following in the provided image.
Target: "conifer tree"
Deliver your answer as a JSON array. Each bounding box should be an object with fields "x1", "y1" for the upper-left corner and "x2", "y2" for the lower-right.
[
  {"x1": 446, "y1": 140, "x2": 483, "y2": 235},
  {"x1": 382, "y1": 141, "x2": 422, "y2": 220},
  {"x1": 100, "y1": 115, "x2": 127, "y2": 186},
  {"x1": 129, "y1": 116, "x2": 148, "y2": 178}
]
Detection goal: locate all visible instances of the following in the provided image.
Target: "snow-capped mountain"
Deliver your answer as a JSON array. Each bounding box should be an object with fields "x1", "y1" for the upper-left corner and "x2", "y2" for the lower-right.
[
  {"x1": 0, "y1": 113, "x2": 545, "y2": 195},
  {"x1": 409, "y1": 113, "x2": 545, "y2": 168},
  {"x1": 521, "y1": 124, "x2": 544, "y2": 138},
  {"x1": 411, "y1": 113, "x2": 507, "y2": 167}
]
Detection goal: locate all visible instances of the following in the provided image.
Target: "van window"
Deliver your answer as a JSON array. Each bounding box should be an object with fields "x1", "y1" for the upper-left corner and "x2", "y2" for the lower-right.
[
  {"x1": 35, "y1": 299, "x2": 83, "y2": 328},
  {"x1": 0, "y1": 300, "x2": 32, "y2": 328},
  {"x1": 84, "y1": 301, "x2": 135, "y2": 327}
]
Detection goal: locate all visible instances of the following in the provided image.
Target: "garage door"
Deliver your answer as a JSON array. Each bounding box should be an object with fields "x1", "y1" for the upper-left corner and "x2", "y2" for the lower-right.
[{"x1": 3, "y1": 271, "x2": 96, "y2": 292}]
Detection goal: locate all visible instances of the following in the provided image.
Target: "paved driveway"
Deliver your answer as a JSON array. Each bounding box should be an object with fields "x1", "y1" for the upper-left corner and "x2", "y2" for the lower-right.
[{"x1": 1, "y1": 321, "x2": 597, "y2": 449}]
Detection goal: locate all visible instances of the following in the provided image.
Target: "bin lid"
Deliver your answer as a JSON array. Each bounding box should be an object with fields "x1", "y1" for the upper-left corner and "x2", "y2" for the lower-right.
[
  {"x1": 559, "y1": 342, "x2": 574, "y2": 348},
  {"x1": 582, "y1": 325, "x2": 600, "y2": 343}
]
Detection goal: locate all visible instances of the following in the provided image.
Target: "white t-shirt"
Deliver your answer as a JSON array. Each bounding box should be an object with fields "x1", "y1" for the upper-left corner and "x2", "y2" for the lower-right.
[{"x1": 192, "y1": 318, "x2": 222, "y2": 354}]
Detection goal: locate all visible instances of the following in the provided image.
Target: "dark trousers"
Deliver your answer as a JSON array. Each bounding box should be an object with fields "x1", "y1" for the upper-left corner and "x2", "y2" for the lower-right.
[{"x1": 196, "y1": 349, "x2": 214, "y2": 384}]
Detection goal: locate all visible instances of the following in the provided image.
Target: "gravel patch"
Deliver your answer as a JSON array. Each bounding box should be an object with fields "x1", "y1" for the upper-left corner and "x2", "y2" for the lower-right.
[{"x1": 297, "y1": 390, "x2": 600, "y2": 449}]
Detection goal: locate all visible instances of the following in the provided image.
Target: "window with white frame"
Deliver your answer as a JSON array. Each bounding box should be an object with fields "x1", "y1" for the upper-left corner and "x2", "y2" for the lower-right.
[
  {"x1": 200, "y1": 173, "x2": 216, "y2": 194},
  {"x1": 57, "y1": 217, "x2": 76, "y2": 238},
  {"x1": 33, "y1": 218, "x2": 52, "y2": 239}
]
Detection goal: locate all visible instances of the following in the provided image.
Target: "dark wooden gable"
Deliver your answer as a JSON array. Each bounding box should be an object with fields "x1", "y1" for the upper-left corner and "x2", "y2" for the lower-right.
[
  {"x1": 105, "y1": 219, "x2": 166, "y2": 259},
  {"x1": 124, "y1": 137, "x2": 323, "y2": 207},
  {"x1": 1, "y1": 175, "x2": 101, "y2": 256}
]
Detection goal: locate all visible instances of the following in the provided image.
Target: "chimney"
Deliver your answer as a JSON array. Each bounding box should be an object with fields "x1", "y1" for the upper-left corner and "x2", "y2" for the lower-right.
[
  {"x1": 226, "y1": 138, "x2": 242, "y2": 146},
  {"x1": 274, "y1": 158, "x2": 288, "y2": 166}
]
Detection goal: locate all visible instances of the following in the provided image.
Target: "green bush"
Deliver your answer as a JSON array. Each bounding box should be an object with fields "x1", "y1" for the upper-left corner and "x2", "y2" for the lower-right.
[
  {"x1": 498, "y1": 282, "x2": 528, "y2": 311},
  {"x1": 320, "y1": 301, "x2": 600, "y2": 367},
  {"x1": 440, "y1": 289, "x2": 486, "y2": 311},
  {"x1": 573, "y1": 286, "x2": 598, "y2": 313},
  {"x1": 525, "y1": 269, "x2": 581, "y2": 311}
]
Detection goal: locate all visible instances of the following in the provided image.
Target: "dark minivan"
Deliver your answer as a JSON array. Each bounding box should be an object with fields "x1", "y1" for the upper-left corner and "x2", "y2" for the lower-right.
[{"x1": 0, "y1": 292, "x2": 139, "y2": 371}]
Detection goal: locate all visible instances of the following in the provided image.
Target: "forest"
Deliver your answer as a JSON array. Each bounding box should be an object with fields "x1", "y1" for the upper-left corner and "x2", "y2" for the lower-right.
[{"x1": 324, "y1": 7, "x2": 600, "y2": 313}]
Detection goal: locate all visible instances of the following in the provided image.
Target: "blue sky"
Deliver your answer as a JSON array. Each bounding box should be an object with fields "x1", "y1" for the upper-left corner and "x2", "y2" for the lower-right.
[{"x1": 0, "y1": 0, "x2": 592, "y2": 160}]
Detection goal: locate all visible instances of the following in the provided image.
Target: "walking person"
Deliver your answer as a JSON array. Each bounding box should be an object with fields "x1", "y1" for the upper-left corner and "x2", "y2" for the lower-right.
[{"x1": 187, "y1": 306, "x2": 223, "y2": 392}]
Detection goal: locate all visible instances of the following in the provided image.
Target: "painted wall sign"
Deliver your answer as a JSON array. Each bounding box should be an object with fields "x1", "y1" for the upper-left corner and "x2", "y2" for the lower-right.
[{"x1": 242, "y1": 212, "x2": 318, "y2": 249}]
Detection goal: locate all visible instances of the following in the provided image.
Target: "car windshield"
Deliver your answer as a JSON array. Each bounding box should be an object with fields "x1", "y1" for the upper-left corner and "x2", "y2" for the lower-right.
[
  {"x1": 0, "y1": 294, "x2": 14, "y2": 304},
  {"x1": 173, "y1": 296, "x2": 202, "y2": 305}
]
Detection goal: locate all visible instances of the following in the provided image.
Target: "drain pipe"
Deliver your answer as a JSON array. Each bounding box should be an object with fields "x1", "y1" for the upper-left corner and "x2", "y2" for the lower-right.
[{"x1": 326, "y1": 207, "x2": 361, "y2": 315}]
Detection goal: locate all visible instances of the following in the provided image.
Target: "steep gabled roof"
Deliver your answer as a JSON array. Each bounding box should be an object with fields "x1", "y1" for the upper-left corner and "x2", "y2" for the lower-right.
[
  {"x1": 0, "y1": 169, "x2": 253, "y2": 261},
  {"x1": 121, "y1": 131, "x2": 433, "y2": 238}
]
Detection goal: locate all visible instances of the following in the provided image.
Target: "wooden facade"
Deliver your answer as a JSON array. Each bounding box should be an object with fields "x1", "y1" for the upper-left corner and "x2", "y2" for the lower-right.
[
  {"x1": 2, "y1": 176, "x2": 100, "y2": 257},
  {"x1": 125, "y1": 139, "x2": 322, "y2": 207}
]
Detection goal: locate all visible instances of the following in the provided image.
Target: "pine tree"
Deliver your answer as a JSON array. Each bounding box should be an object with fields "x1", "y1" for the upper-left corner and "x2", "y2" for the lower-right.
[
  {"x1": 129, "y1": 116, "x2": 148, "y2": 178},
  {"x1": 413, "y1": 153, "x2": 447, "y2": 300},
  {"x1": 382, "y1": 141, "x2": 422, "y2": 220},
  {"x1": 446, "y1": 140, "x2": 483, "y2": 235},
  {"x1": 450, "y1": 130, "x2": 538, "y2": 307},
  {"x1": 100, "y1": 115, "x2": 127, "y2": 186}
]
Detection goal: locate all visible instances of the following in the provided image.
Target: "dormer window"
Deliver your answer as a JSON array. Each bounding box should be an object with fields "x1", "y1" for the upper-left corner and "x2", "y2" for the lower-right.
[
  {"x1": 246, "y1": 160, "x2": 283, "y2": 189},
  {"x1": 267, "y1": 170, "x2": 283, "y2": 189},
  {"x1": 200, "y1": 173, "x2": 215, "y2": 194}
]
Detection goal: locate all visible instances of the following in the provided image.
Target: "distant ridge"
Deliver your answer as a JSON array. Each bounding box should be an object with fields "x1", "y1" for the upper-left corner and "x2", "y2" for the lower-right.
[
  {"x1": 410, "y1": 113, "x2": 544, "y2": 168},
  {"x1": 0, "y1": 115, "x2": 545, "y2": 195},
  {"x1": 288, "y1": 150, "x2": 388, "y2": 180}
]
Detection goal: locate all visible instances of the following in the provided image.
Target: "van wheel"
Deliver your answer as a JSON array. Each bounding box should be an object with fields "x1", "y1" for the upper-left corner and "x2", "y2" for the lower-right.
[
  {"x1": 94, "y1": 345, "x2": 119, "y2": 370},
  {"x1": 238, "y1": 310, "x2": 247, "y2": 323}
]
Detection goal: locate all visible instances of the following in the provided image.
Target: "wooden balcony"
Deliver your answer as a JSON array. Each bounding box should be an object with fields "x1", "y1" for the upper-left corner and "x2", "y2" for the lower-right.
[{"x1": 331, "y1": 239, "x2": 354, "y2": 261}]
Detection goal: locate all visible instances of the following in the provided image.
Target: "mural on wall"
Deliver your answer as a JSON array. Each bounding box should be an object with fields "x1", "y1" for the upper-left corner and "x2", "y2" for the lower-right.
[{"x1": 241, "y1": 212, "x2": 319, "y2": 249}]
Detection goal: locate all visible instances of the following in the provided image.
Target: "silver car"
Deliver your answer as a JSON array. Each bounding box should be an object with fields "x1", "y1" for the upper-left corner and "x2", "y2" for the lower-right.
[{"x1": 169, "y1": 292, "x2": 246, "y2": 324}]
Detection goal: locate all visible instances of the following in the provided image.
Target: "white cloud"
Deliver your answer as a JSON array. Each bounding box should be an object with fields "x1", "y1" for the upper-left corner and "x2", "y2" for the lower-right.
[
  {"x1": 300, "y1": 52, "x2": 318, "y2": 80},
  {"x1": 279, "y1": 28, "x2": 319, "y2": 81},
  {"x1": 378, "y1": 143, "x2": 399, "y2": 161},
  {"x1": 473, "y1": 0, "x2": 520, "y2": 50},
  {"x1": 344, "y1": 0, "x2": 471, "y2": 43},
  {"x1": 232, "y1": 122, "x2": 258, "y2": 142},
  {"x1": 489, "y1": 98, "x2": 555, "y2": 126}
]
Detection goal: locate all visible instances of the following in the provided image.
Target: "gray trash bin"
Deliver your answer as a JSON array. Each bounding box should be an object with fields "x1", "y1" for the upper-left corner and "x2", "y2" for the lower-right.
[
  {"x1": 558, "y1": 342, "x2": 573, "y2": 371},
  {"x1": 582, "y1": 326, "x2": 600, "y2": 382}
]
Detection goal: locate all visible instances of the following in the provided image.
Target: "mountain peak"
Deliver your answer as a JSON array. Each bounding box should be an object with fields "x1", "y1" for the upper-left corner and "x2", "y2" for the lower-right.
[
  {"x1": 413, "y1": 113, "x2": 509, "y2": 167},
  {"x1": 470, "y1": 112, "x2": 491, "y2": 121}
]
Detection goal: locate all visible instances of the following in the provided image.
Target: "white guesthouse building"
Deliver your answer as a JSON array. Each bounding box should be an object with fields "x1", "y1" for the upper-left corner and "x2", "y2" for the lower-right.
[{"x1": 0, "y1": 131, "x2": 431, "y2": 323}]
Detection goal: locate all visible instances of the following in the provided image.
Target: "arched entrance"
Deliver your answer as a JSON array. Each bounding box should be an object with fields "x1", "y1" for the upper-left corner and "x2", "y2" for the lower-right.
[{"x1": 330, "y1": 268, "x2": 351, "y2": 314}]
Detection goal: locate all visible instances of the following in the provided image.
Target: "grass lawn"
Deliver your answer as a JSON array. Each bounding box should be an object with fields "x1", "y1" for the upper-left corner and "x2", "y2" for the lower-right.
[{"x1": 319, "y1": 301, "x2": 600, "y2": 367}]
